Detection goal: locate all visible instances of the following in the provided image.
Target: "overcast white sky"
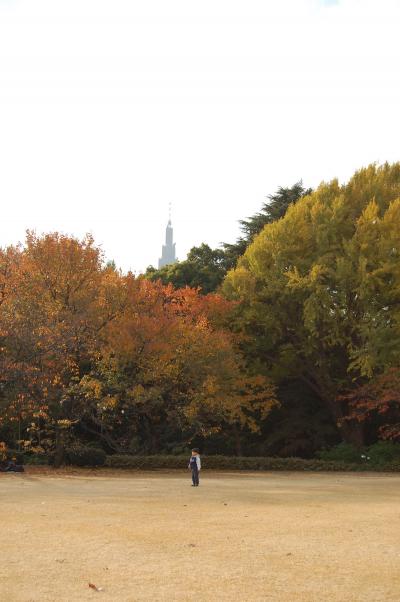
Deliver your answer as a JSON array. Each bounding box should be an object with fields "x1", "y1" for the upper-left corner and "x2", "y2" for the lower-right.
[{"x1": 0, "y1": 0, "x2": 399, "y2": 272}]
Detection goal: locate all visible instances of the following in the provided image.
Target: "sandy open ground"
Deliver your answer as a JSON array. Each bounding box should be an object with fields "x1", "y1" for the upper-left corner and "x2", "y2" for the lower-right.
[{"x1": 1, "y1": 469, "x2": 399, "y2": 602}]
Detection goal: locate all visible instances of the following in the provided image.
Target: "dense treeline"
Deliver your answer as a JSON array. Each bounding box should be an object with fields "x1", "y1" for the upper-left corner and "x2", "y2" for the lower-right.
[
  {"x1": 224, "y1": 163, "x2": 400, "y2": 448},
  {"x1": 147, "y1": 163, "x2": 400, "y2": 454},
  {"x1": 1, "y1": 163, "x2": 400, "y2": 462},
  {"x1": 0, "y1": 232, "x2": 275, "y2": 464}
]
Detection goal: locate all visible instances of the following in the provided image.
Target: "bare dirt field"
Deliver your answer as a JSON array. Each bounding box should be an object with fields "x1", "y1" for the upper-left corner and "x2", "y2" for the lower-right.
[{"x1": 1, "y1": 469, "x2": 400, "y2": 602}]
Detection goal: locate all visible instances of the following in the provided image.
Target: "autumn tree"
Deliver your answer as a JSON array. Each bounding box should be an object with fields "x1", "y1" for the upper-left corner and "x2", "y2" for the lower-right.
[
  {"x1": 76, "y1": 279, "x2": 276, "y2": 454},
  {"x1": 223, "y1": 163, "x2": 400, "y2": 446},
  {"x1": 0, "y1": 232, "x2": 127, "y2": 462},
  {"x1": 0, "y1": 232, "x2": 276, "y2": 458},
  {"x1": 338, "y1": 368, "x2": 400, "y2": 442}
]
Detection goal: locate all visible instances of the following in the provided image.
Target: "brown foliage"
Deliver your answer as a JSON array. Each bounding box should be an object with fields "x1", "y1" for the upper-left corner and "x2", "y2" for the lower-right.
[
  {"x1": 337, "y1": 368, "x2": 400, "y2": 440},
  {"x1": 0, "y1": 232, "x2": 276, "y2": 451}
]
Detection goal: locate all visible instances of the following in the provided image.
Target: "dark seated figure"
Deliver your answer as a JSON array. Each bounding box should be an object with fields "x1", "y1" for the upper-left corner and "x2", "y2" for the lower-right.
[{"x1": 0, "y1": 457, "x2": 24, "y2": 473}]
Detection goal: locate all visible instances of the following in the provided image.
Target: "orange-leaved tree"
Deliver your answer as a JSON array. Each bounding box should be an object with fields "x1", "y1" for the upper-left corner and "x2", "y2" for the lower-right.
[
  {"x1": 338, "y1": 368, "x2": 400, "y2": 441},
  {"x1": 76, "y1": 278, "x2": 277, "y2": 454},
  {"x1": 0, "y1": 232, "x2": 127, "y2": 463},
  {"x1": 0, "y1": 233, "x2": 276, "y2": 458}
]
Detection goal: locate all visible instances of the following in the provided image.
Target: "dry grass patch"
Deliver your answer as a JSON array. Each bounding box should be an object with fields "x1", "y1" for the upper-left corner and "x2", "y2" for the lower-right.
[{"x1": 1, "y1": 469, "x2": 399, "y2": 601}]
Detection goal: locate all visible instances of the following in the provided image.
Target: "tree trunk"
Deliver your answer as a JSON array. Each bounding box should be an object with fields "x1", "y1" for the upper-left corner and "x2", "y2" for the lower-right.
[
  {"x1": 336, "y1": 418, "x2": 365, "y2": 448},
  {"x1": 54, "y1": 427, "x2": 65, "y2": 468},
  {"x1": 81, "y1": 420, "x2": 123, "y2": 453},
  {"x1": 151, "y1": 431, "x2": 160, "y2": 454},
  {"x1": 300, "y1": 373, "x2": 366, "y2": 448},
  {"x1": 233, "y1": 424, "x2": 243, "y2": 456}
]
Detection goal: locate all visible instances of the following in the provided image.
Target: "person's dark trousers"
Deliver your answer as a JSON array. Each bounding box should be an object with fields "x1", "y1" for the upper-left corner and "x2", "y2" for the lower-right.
[{"x1": 191, "y1": 465, "x2": 199, "y2": 486}]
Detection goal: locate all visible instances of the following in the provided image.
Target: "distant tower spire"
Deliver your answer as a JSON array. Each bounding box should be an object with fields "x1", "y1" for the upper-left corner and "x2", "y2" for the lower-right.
[{"x1": 158, "y1": 203, "x2": 177, "y2": 268}]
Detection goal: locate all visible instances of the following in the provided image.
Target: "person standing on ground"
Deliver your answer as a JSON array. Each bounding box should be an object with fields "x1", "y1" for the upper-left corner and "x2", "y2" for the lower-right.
[{"x1": 188, "y1": 448, "x2": 201, "y2": 486}]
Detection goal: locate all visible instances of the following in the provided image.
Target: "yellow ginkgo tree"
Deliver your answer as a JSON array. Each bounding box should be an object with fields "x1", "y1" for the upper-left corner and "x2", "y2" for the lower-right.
[{"x1": 223, "y1": 163, "x2": 400, "y2": 446}]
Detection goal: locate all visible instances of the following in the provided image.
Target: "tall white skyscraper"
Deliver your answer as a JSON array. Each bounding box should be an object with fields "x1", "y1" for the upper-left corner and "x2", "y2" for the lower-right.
[{"x1": 158, "y1": 214, "x2": 177, "y2": 268}]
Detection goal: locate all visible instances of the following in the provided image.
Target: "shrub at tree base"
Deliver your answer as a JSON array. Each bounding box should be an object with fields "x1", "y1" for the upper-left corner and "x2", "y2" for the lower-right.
[
  {"x1": 317, "y1": 441, "x2": 400, "y2": 465},
  {"x1": 66, "y1": 445, "x2": 106, "y2": 467},
  {"x1": 20, "y1": 454, "x2": 49, "y2": 466},
  {"x1": 105, "y1": 454, "x2": 400, "y2": 472},
  {"x1": 367, "y1": 441, "x2": 400, "y2": 465},
  {"x1": 317, "y1": 443, "x2": 364, "y2": 464}
]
